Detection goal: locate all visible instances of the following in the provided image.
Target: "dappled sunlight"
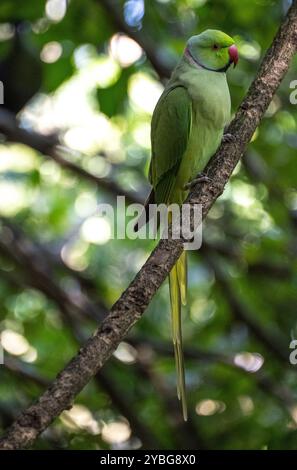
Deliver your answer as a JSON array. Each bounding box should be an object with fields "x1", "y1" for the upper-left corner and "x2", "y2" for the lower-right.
[
  {"x1": 62, "y1": 404, "x2": 100, "y2": 435},
  {"x1": 221, "y1": 179, "x2": 275, "y2": 232},
  {"x1": 196, "y1": 399, "x2": 226, "y2": 416},
  {"x1": 39, "y1": 160, "x2": 62, "y2": 184},
  {"x1": 101, "y1": 420, "x2": 131, "y2": 445},
  {"x1": 234, "y1": 352, "x2": 264, "y2": 372},
  {"x1": 74, "y1": 191, "x2": 98, "y2": 218},
  {"x1": 0, "y1": 181, "x2": 33, "y2": 216},
  {"x1": 109, "y1": 34, "x2": 143, "y2": 67},
  {"x1": 238, "y1": 395, "x2": 254, "y2": 415},
  {"x1": 22, "y1": 54, "x2": 124, "y2": 158},
  {"x1": 113, "y1": 342, "x2": 138, "y2": 364},
  {"x1": 190, "y1": 298, "x2": 216, "y2": 325},
  {"x1": 1, "y1": 329, "x2": 30, "y2": 356},
  {"x1": 132, "y1": 122, "x2": 151, "y2": 149},
  {"x1": 0, "y1": 22, "x2": 14, "y2": 40},
  {"x1": 84, "y1": 155, "x2": 112, "y2": 177},
  {"x1": 45, "y1": 0, "x2": 67, "y2": 23},
  {"x1": 128, "y1": 72, "x2": 164, "y2": 114},
  {"x1": 81, "y1": 216, "x2": 112, "y2": 245},
  {"x1": 0, "y1": 144, "x2": 37, "y2": 172},
  {"x1": 40, "y1": 41, "x2": 63, "y2": 63},
  {"x1": 124, "y1": 0, "x2": 145, "y2": 28},
  {"x1": 61, "y1": 239, "x2": 89, "y2": 271},
  {"x1": 237, "y1": 40, "x2": 261, "y2": 61},
  {"x1": 63, "y1": 116, "x2": 122, "y2": 156},
  {"x1": 22, "y1": 346, "x2": 38, "y2": 363}
]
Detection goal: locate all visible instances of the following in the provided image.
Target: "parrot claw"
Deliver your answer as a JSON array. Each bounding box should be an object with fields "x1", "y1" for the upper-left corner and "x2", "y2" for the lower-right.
[
  {"x1": 183, "y1": 173, "x2": 212, "y2": 190},
  {"x1": 222, "y1": 133, "x2": 236, "y2": 144}
]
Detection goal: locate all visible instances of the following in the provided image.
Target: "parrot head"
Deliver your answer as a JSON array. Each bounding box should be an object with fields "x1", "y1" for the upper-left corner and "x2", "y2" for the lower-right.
[{"x1": 185, "y1": 29, "x2": 239, "y2": 72}]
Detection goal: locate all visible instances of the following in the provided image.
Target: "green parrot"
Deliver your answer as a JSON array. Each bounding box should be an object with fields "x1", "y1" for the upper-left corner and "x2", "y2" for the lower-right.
[{"x1": 137, "y1": 30, "x2": 238, "y2": 420}]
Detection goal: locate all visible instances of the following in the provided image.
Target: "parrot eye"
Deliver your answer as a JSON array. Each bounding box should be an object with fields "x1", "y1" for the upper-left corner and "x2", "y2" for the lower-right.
[{"x1": 213, "y1": 44, "x2": 219, "y2": 50}]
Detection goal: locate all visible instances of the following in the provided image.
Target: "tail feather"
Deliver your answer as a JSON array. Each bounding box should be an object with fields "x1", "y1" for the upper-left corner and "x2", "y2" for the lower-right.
[
  {"x1": 169, "y1": 253, "x2": 188, "y2": 421},
  {"x1": 177, "y1": 250, "x2": 187, "y2": 306}
]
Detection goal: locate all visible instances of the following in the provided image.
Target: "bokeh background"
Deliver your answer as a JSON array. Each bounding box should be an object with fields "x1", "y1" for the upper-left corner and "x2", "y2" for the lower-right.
[{"x1": 0, "y1": 0, "x2": 297, "y2": 450}]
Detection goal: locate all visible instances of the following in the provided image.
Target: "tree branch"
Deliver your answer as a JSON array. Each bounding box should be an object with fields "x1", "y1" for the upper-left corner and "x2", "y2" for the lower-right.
[{"x1": 0, "y1": 0, "x2": 296, "y2": 450}]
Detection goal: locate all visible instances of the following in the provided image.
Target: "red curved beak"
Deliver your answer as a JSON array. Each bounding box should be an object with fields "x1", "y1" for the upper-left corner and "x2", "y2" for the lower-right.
[{"x1": 228, "y1": 44, "x2": 239, "y2": 67}]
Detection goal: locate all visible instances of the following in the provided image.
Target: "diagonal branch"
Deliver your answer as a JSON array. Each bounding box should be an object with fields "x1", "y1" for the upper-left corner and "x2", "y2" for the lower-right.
[{"x1": 0, "y1": 0, "x2": 297, "y2": 450}]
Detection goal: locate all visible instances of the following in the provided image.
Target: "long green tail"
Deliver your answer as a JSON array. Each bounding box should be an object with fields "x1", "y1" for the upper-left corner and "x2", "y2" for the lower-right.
[{"x1": 169, "y1": 250, "x2": 187, "y2": 421}]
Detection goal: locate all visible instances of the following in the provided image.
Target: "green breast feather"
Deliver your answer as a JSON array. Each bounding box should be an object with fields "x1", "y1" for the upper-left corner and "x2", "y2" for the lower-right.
[{"x1": 150, "y1": 63, "x2": 231, "y2": 205}]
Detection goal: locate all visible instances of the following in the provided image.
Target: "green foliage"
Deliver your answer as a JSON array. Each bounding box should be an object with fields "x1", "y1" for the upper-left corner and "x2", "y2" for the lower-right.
[{"x1": 0, "y1": 0, "x2": 297, "y2": 451}]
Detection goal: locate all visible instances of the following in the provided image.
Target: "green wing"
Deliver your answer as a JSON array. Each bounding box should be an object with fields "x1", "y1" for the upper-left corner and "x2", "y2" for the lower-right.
[{"x1": 150, "y1": 86, "x2": 192, "y2": 204}]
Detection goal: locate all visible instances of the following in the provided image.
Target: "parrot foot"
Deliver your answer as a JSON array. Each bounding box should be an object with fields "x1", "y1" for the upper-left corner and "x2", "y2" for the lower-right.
[
  {"x1": 183, "y1": 173, "x2": 212, "y2": 190},
  {"x1": 222, "y1": 133, "x2": 236, "y2": 144}
]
